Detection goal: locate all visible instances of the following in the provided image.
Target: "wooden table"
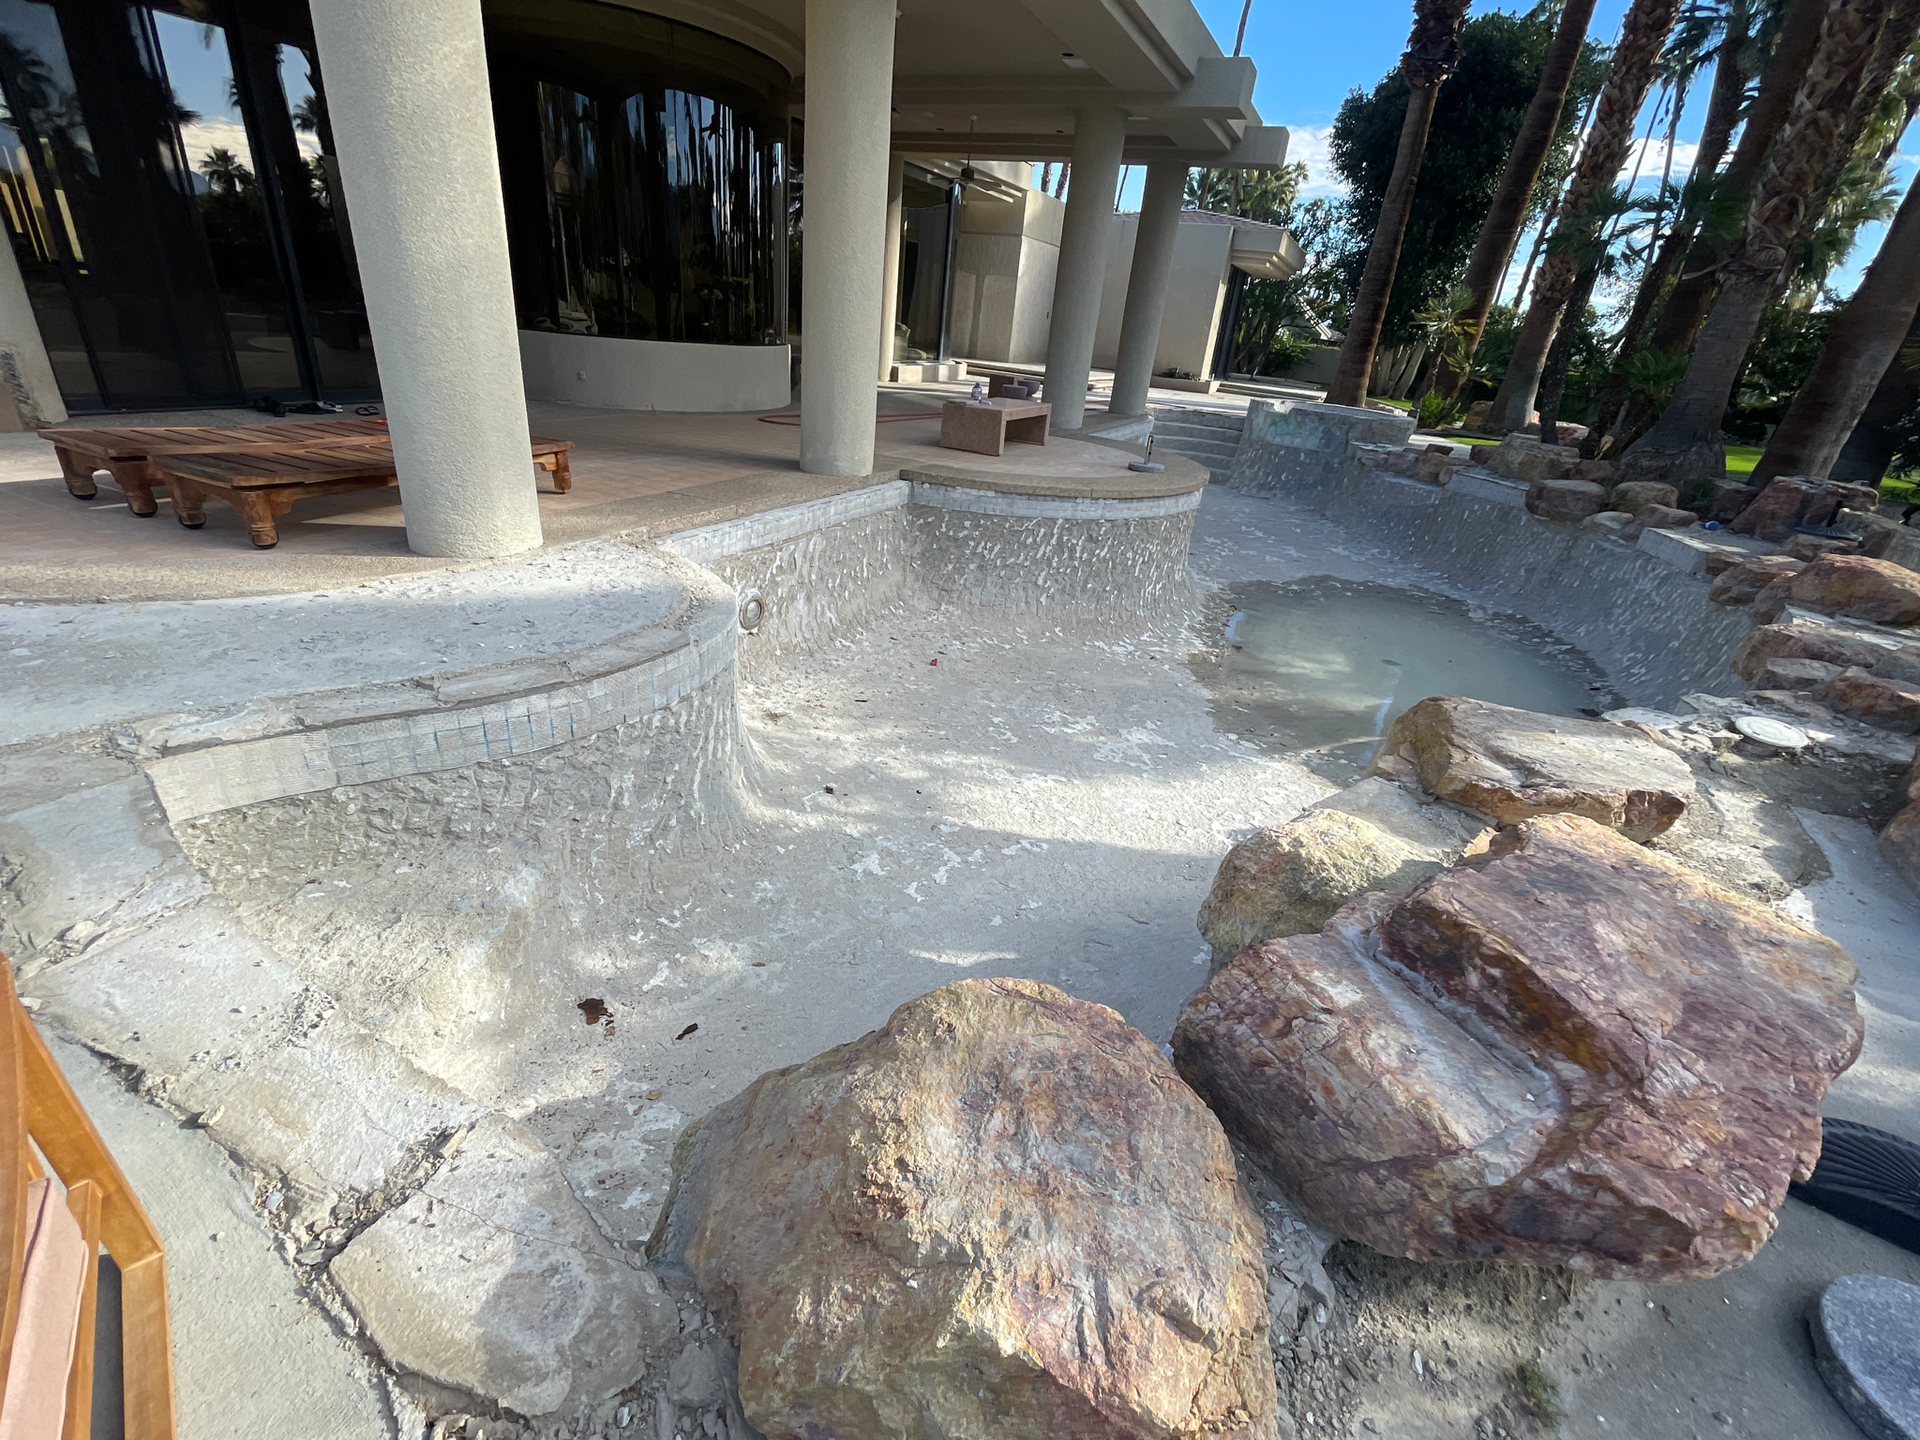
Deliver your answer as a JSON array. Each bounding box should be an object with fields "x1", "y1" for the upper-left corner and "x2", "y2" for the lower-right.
[
  {"x1": 41, "y1": 418, "x2": 394, "y2": 515},
  {"x1": 939, "y1": 399, "x2": 1051, "y2": 457},
  {"x1": 152, "y1": 436, "x2": 574, "y2": 549}
]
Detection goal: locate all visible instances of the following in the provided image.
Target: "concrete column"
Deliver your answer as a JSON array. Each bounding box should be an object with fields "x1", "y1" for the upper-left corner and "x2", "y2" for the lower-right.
[
  {"x1": 0, "y1": 238, "x2": 67, "y2": 427},
  {"x1": 876, "y1": 156, "x2": 905, "y2": 382},
  {"x1": 1108, "y1": 161, "x2": 1187, "y2": 418},
  {"x1": 800, "y1": 0, "x2": 896, "y2": 476},
  {"x1": 307, "y1": 0, "x2": 542, "y2": 558},
  {"x1": 1042, "y1": 108, "x2": 1127, "y2": 432}
]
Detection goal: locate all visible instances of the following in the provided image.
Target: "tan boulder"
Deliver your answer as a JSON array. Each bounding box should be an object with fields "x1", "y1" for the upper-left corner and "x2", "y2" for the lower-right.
[
  {"x1": 1619, "y1": 503, "x2": 1699, "y2": 542},
  {"x1": 1490, "y1": 435, "x2": 1580, "y2": 483},
  {"x1": 1198, "y1": 809, "x2": 1444, "y2": 970},
  {"x1": 1571, "y1": 458, "x2": 1616, "y2": 485},
  {"x1": 1610, "y1": 480, "x2": 1677, "y2": 512},
  {"x1": 1371, "y1": 696, "x2": 1695, "y2": 840},
  {"x1": 1708, "y1": 555, "x2": 1804, "y2": 606},
  {"x1": 1817, "y1": 667, "x2": 1920, "y2": 732},
  {"x1": 1881, "y1": 752, "x2": 1920, "y2": 896},
  {"x1": 1783, "y1": 533, "x2": 1858, "y2": 562},
  {"x1": 1525, "y1": 478, "x2": 1608, "y2": 522},
  {"x1": 1785, "y1": 555, "x2": 1920, "y2": 627},
  {"x1": 650, "y1": 979, "x2": 1277, "y2": 1440},
  {"x1": 1752, "y1": 575, "x2": 1798, "y2": 625},
  {"x1": 1582, "y1": 510, "x2": 1635, "y2": 536},
  {"x1": 1731, "y1": 622, "x2": 1902, "y2": 681},
  {"x1": 1172, "y1": 815, "x2": 1863, "y2": 1281}
]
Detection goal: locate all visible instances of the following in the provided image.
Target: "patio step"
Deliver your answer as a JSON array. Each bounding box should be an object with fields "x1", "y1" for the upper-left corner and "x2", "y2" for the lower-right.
[{"x1": 1148, "y1": 407, "x2": 1246, "y2": 480}]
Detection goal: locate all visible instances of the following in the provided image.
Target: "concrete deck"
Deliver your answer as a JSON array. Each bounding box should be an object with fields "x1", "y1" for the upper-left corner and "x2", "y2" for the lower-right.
[{"x1": 1, "y1": 382, "x2": 1205, "y2": 604}]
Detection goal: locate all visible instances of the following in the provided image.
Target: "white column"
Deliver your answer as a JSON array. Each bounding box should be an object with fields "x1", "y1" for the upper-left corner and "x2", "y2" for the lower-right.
[
  {"x1": 0, "y1": 238, "x2": 67, "y2": 427},
  {"x1": 308, "y1": 0, "x2": 542, "y2": 559},
  {"x1": 1042, "y1": 108, "x2": 1127, "y2": 432},
  {"x1": 876, "y1": 156, "x2": 905, "y2": 382},
  {"x1": 800, "y1": 0, "x2": 896, "y2": 476},
  {"x1": 1108, "y1": 161, "x2": 1186, "y2": 418}
]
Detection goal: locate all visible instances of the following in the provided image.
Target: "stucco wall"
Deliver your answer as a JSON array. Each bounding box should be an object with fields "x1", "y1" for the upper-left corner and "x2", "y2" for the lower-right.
[
  {"x1": 518, "y1": 330, "x2": 792, "y2": 412},
  {"x1": 947, "y1": 189, "x2": 1063, "y2": 364},
  {"x1": 1092, "y1": 216, "x2": 1232, "y2": 379}
]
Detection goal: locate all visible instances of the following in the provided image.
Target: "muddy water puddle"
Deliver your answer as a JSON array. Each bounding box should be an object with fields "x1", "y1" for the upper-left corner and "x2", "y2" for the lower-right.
[{"x1": 1193, "y1": 577, "x2": 1620, "y2": 783}]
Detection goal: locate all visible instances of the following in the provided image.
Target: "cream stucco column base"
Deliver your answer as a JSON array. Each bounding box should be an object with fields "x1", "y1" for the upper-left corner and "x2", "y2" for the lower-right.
[
  {"x1": 1042, "y1": 108, "x2": 1127, "y2": 432},
  {"x1": 800, "y1": 0, "x2": 897, "y2": 477},
  {"x1": 877, "y1": 157, "x2": 906, "y2": 383},
  {"x1": 309, "y1": 0, "x2": 543, "y2": 559},
  {"x1": 1108, "y1": 162, "x2": 1187, "y2": 419}
]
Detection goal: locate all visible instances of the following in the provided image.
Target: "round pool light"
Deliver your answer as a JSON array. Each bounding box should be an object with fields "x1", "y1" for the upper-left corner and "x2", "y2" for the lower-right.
[{"x1": 739, "y1": 593, "x2": 766, "y2": 632}]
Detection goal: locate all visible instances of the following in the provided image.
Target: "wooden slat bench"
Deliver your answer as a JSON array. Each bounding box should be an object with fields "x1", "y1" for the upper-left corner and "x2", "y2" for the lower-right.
[
  {"x1": 2, "y1": 958, "x2": 176, "y2": 1440},
  {"x1": 151, "y1": 437, "x2": 574, "y2": 548},
  {"x1": 39, "y1": 419, "x2": 394, "y2": 516}
]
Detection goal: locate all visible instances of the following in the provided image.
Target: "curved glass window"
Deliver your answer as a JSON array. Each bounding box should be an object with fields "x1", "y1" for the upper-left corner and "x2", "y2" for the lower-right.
[{"x1": 488, "y1": 0, "x2": 788, "y2": 347}]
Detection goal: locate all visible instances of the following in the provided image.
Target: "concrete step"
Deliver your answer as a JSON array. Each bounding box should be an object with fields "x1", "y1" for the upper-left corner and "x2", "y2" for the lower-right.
[
  {"x1": 1152, "y1": 431, "x2": 1240, "y2": 456},
  {"x1": 1152, "y1": 408, "x2": 1245, "y2": 434},
  {"x1": 1153, "y1": 421, "x2": 1242, "y2": 442}
]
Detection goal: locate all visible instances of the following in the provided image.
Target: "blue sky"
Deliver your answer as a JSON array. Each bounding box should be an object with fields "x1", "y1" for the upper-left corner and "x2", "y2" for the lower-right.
[{"x1": 1110, "y1": 0, "x2": 1914, "y2": 306}]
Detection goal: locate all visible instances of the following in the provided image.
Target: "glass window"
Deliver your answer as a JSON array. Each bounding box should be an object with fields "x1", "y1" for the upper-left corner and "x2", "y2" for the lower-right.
[{"x1": 490, "y1": 0, "x2": 789, "y2": 349}]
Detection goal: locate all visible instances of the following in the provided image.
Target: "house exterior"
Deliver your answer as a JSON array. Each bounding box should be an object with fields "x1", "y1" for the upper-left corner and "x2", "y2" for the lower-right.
[{"x1": 0, "y1": 0, "x2": 1284, "y2": 557}]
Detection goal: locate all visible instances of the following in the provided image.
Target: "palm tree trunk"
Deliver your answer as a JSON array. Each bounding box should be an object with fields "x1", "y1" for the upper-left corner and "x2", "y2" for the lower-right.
[
  {"x1": 1623, "y1": 0, "x2": 1828, "y2": 389},
  {"x1": 1617, "y1": 0, "x2": 1894, "y2": 488},
  {"x1": 1484, "y1": 0, "x2": 1682, "y2": 433},
  {"x1": 1432, "y1": 0, "x2": 1599, "y2": 404},
  {"x1": 1327, "y1": 0, "x2": 1473, "y2": 409},
  {"x1": 1752, "y1": 174, "x2": 1920, "y2": 484},
  {"x1": 1831, "y1": 309, "x2": 1920, "y2": 487},
  {"x1": 1537, "y1": 258, "x2": 1604, "y2": 448},
  {"x1": 1581, "y1": 15, "x2": 1747, "y2": 457}
]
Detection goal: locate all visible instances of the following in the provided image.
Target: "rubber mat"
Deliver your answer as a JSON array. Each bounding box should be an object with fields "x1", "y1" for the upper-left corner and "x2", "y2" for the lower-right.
[{"x1": 1791, "y1": 1118, "x2": 1920, "y2": 1257}]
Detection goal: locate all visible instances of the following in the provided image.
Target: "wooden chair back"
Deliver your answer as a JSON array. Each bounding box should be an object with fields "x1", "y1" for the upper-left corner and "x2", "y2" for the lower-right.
[{"x1": 0, "y1": 959, "x2": 175, "y2": 1439}]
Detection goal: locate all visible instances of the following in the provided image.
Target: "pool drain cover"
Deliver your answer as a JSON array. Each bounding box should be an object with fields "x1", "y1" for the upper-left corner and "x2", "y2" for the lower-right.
[{"x1": 1791, "y1": 1117, "x2": 1920, "y2": 1256}]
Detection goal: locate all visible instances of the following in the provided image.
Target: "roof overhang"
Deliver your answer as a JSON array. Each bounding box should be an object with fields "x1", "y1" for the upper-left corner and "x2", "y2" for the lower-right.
[{"x1": 1230, "y1": 227, "x2": 1305, "y2": 280}]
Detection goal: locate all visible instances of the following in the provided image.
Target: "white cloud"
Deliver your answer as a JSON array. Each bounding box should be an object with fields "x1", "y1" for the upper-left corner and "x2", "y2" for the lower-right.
[
  {"x1": 1616, "y1": 137, "x2": 1700, "y2": 192},
  {"x1": 177, "y1": 116, "x2": 320, "y2": 176},
  {"x1": 1284, "y1": 125, "x2": 1348, "y2": 198}
]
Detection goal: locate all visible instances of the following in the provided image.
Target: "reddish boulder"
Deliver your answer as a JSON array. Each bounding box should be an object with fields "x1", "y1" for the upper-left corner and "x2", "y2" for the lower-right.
[
  {"x1": 1173, "y1": 815, "x2": 1863, "y2": 1281},
  {"x1": 1731, "y1": 478, "x2": 1822, "y2": 542},
  {"x1": 1373, "y1": 696, "x2": 1695, "y2": 841},
  {"x1": 1526, "y1": 478, "x2": 1609, "y2": 522},
  {"x1": 1730, "y1": 623, "x2": 1901, "y2": 681},
  {"x1": 1752, "y1": 575, "x2": 1799, "y2": 625},
  {"x1": 1880, "y1": 753, "x2": 1920, "y2": 897},
  {"x1": 1817, "y1": 668, "x2": 1920, "y2": 732},
  {"x1": 1785, "y1": 555, "x2": 1920, "y2": 626},
  {"x1": 1783, "y1": 534, "x2": 1858, "y2": 562},
  {"x1": 1709, "y1": 555, "x2": 1804, "y2": 606},
  {"x1": 652, "y1": 979, "x2": 1277, "y2": 1440},
  {"x1": 1708, "y1": 482, "x2": 1760, "y2": 523}
]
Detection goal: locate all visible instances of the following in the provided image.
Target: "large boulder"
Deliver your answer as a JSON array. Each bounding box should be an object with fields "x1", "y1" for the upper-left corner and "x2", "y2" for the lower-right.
[
  {"x1": 1371, "y1": 696, "x2": 1695, "y2": 841},
  {"x1": 1750, "y1": 656, "x2": 1845, "y2": 692},
  {"x1": 1817, "y1": 668, "x2": 1920, "y2": 732},
  {"x1": 1709, "y1": 555, "x2": 1804, "y2": 606},
  {"x1": 1490, "y1": 435, "x2": 1580, "y2": 483},
  {"x1": 1880, "y1": 752, "x2": 1920, "y2": 896},
  {"x1": 1729, "y1": 477, "x2": 1877, "y2": 543},
  {"x1": 1525, "y1": 478, "x2": 1608, "y2": 522},
  {"x1": 1620, "y1": 503, "x2": 1699, "y2": 543},
  {"x1": 1610, "y1": 480, "x2": 1677, "y2": 513},
  {"x1": 1731, "y1": 622, "x2": 1903, "y2": 681},
  {"x1": 1172, "y1": 815, "x2": 1863, "y2": 1281},
  {"x1": 649, "y1": 979, "x2": 1277, "y2": 1440},
  {"x1": 1198, "y1": 808, "x2": 1445, "y2": 970},
  {"x1": 1784, "y1": 555, "x2": 1920, "y2": 627}
]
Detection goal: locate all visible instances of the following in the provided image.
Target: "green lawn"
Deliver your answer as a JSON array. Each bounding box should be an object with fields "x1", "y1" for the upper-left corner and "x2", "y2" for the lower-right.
[{"x1": 1725, "y1": 445, "x2": 1762, "y2": 475}]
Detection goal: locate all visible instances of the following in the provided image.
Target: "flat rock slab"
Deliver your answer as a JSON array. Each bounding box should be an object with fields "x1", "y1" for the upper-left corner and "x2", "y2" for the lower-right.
[
  {"x1": 650, "y1": 978, "x2": 1276, "y2": 1440},
  {"x1": 1372, "y1": 695, "x2": 1696, "y2": 840},
  {"x1": 1174, "y1": 814, "x2": 1863, "y2": 1280},
  {"x1": 1810, "y1": 1274, "x2": 1920, "y2": 1440}
]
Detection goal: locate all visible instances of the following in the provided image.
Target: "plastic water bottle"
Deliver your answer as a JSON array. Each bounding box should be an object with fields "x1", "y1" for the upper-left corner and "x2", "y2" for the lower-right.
[{"x1": 970, "y1": 381, "x2": 985, "y2": 402}]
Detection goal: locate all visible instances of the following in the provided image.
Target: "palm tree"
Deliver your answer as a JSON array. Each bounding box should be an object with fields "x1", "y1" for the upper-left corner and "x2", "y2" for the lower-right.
[
  {"x1": 1325, "y1": 0, "x2": 1474, "y2": 409},
  {"x1": 1431, "y1": 0, "x2": 1600, "y2": 406},
  {"x1": 1751, "y1": 174, "x2": 1920, "y2": 484},
  {"x1": 1535, "y1": 187, "x2": 1650, "y2": 446},
  {"x1": 1580, "y1": 0, "x2": 1753, "y2": 456},
  {"x1": 1615, "y1": 0, "x2": 1897, "y2": 488},
  {"x1": 1484, "y1": 0, "x2": 1683, "y2": 433},
  {"x1": 1831, "y1": 311, "x2": 1920, "y2": 486}
]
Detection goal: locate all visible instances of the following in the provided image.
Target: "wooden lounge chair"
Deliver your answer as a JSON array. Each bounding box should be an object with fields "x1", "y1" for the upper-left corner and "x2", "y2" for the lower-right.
[
  {"x1": 151, "y1": 437, "x2": 574, "y2": 548},
  {"x1": 1, "y1": 959, "x2": 176, "y2": 1440},
  {"x1": 40, "y1": 419, "x2": 394, "y2": 516}
]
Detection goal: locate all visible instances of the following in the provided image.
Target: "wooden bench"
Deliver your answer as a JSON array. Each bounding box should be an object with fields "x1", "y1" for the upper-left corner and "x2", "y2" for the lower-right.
[
  {"x1": 2, "y1": 958, "x2": 175, "y2": 1440},
  {"x1": 938, "y1": 399, "x2": 1051, "y2": 457},
  {"x1": 151, "y1": 438, "x2": 574, "y2": 548},
  {"x1": 40, "y1": 419, "x2": 394, "y2": 516}
]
